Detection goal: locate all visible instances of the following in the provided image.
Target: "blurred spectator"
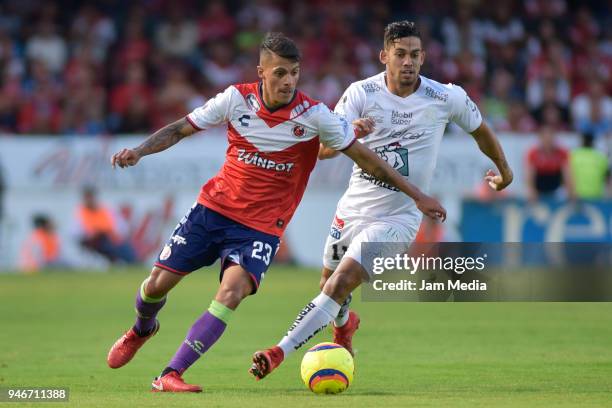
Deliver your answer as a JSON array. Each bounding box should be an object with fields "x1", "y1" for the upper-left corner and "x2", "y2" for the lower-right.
[
  {"x1": 484, "y1": 3, "x2": 525, "y2": 53},
  {"x1": 198, "y1": 0, "x2": 236, "y2": 44},
  {"x1": 202, "y1": 42, "x2": 241, "y2": 89},
  {"x1": 482, "y1": 68, "x2": 517, "y2": 130},
  {"x1": 506, "y1": 100, "x2": 537, "y2": 132},
  {"x1": 570, "y1": 133, "x2": 610, "y2": 199},
  {"x1": 25, "y1": 21, "x2": 67, "y2": 74},
  {"x1": 18, "y1": 60, "x2": 63, "y2": 134},
  {"x1": 524, "y1": 126, "x2": 575, "y2": 202},
  {"x1": 19, "y1": 214, "x2": 64, "y2": 273},
  {"x1": 0, "y1": 161, "x2": 4, "y2": 226},
  {"x1": 70, "y1": 4, "x2": 116, "y2": 65},
  {"x1": 570, "y1": 79, "x2": 612, "y2": 137},
  {"x1": 62, "y1": 65, "x2": 106, "y2": 135},
  {"x1": 75, "y1": 186, "x2": 137, "y2": 264},
  {"x1": 441, "y1": 6, "x2": 486, "y2": 59},
  {"x1": 237, "y1": 0, "x2": 284, "y2": 32},
  {"x1": 154, "y1": 64, "x2": 197, "y2": 129},
  {"x1": 155, "y1": 5, "x2": 198, "y2": 60},
  {"x1": 110, "y1": 63, "x2": 152, "y2": 133}
]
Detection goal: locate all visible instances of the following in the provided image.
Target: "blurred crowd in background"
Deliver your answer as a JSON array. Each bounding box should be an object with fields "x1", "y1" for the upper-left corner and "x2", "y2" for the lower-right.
[{"x1": 0, "y1": 0, "x2": 609, "y2": 136}]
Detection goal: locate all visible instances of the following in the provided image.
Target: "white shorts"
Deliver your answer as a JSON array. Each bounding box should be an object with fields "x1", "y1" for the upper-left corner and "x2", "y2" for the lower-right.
[{"x1": 322, "y1": 212, "x2": 418, "y2": 277}]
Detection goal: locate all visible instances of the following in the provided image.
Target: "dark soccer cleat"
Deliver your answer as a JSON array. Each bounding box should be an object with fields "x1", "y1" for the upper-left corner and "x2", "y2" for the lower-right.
[
  {"x1": 249, "y1": 346, "x2": 284, "y2": 380},
  {"x1": 333, "y1": 310, "x2": 360, "y2": 356},
  {"x1": 151, "y1": 371, "x2": 202, "y2": 393},
  {"x1": 107, "y1": 321, "x2": 160, "y2": 369}
]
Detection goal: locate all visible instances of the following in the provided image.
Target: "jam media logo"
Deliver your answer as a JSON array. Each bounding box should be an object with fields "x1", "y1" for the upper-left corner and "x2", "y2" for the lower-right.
[
  {"x1": 246, "y1": 93, "x2": 260, "y2": 112},
  {"x1": 424, "y1": 86, "x2": 448, "y2": 102},
  {"x1": 293, "y1": 125, "x2": 305, "y2": 137},
  {"x1": 330, "y1": 215, "x2": 345, "y2": 239}
]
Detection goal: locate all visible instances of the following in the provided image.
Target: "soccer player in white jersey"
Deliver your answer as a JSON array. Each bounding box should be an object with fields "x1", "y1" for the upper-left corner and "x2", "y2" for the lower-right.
[
  {"x1": 250, "y1": 21, "x2": 513, "y2": 379},
  {"x1": 106, "y1": 32, "x2": 446, "y2": 393}
]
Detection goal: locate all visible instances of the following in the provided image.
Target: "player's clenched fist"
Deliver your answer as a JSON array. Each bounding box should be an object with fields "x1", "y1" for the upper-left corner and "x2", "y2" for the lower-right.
[
  {"x1": 415, "y1": 194, "x2": 447, "y2": 222},
  {"x1": 111, "y1": 148, "x2": 141, "y2": 168},
  {"x1": 352, "y1": 117, "x2": 375, "y2": 139}
]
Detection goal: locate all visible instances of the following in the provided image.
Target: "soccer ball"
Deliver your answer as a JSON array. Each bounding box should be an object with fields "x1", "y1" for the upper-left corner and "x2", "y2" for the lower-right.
[{"x1": 300, "y1": 342, "x2": 354, "y2": 394}]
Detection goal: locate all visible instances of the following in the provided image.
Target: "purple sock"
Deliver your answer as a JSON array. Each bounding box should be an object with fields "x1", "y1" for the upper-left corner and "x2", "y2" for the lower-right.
[
  {"x1": 133, "y1": 281, "x2": 166, "y2": 335},
  {"x1": 168, "y1": 311, "x2": 227, "y2": 373}
]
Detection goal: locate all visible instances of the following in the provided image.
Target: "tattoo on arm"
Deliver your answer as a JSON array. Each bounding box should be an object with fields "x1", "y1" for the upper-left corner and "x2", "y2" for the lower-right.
[{"x1": 134, "y1": 118, "x2": 194, "y2": 157}]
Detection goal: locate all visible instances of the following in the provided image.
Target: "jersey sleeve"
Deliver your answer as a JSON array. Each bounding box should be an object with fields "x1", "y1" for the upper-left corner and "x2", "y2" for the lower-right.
[
  {"x1": 317, "y1": 103, "x2": 356, "y2": 151},
  {"x1": 334, "y1": 83, "x2": 365, "y2": 124},
  {"x1": 186, "y1": 86, "x2": 235, "y2": 130},
  {"x1": 448, "y1": 84, "x2": 483, "y2": 133}
]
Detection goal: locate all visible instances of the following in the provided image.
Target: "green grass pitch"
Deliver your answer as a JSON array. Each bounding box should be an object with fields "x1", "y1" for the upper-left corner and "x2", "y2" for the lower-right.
[{"x1": 1, "y1": 266, "x2": 611, "y2": 407}]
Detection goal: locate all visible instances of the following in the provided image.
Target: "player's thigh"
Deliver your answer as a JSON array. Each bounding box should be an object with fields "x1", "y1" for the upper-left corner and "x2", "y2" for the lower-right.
[
  {"x1": 219, "y1": 229, "x2": 280, "y2": 295},
  {"x1": 322, "y1": 214, "x2": 360, "y2": 271},
  {"x1": 155, "y1": 203, "x2": 221, "y2": 276},
  {"x1": 344, "y1": 221, "x2": 417, "y2": 280}
]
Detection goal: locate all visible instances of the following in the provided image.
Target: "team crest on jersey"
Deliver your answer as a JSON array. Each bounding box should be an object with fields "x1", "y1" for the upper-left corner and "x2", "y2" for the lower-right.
[
  {"x1": 330, "y1": 215, "x2": 344, "y2": 239},
  {"x1": 292, "y1": 125, "x2": 305, "y2": 137},
  {"x1": 246, "y1": 93, "x2": 260, "y2": 112},
  {"x1": 160, "y1": 245, "x2": 172, "y2": 260},
  {"x1": 359, "y1": 142, "x2": 409, "y2": 191}
]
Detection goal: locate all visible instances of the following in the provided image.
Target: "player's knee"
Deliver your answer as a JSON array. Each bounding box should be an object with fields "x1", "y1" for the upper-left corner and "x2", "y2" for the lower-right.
[
  {"x1": 319, "y1": 268, "x2": 334, "y2": 290},
  {"x1": 216, "y1": 285, "x2": 249, "y2": 309},
  {"x1": 323, "y1": 269, "x2": 361, "y2": 302},
  {"x1": 145, "y1": 267, "x2": 172, "y2": 298}
]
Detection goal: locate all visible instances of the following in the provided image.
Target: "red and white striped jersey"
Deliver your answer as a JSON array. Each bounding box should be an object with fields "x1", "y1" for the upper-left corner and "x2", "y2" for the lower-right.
[{"x1": 186, "y1": 82, "x2": 356, "y2": 236}]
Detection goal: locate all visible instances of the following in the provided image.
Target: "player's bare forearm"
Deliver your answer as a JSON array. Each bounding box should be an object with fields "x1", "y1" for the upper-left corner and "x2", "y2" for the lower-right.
[
  {"x1": 342, "y1": 142, "x2": 446, "y2": 220},
  {"x1": 134, "y1": 117, "x2": 197, "y2": 157},
  {"x1": 471, "y1": 123, "x2": 513, "y2": 185},
  {"x1": 318, "y1": 143, "x2": 341, "y2": 160}
]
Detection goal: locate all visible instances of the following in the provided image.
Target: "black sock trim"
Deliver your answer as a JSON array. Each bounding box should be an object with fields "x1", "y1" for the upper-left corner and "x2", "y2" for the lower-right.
[{"x1": 161, "y1": 367, "x2": 179, "y2": 377}]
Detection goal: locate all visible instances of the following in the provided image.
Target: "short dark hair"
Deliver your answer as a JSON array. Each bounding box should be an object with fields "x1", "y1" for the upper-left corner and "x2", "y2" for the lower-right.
[
  {"x1": 260, "y1": 32, "x2": 300, "y2": 62},
  {"x1": 33, "y1": 214, "x2": 50, "y2": 229},
  {"x1": 582, "y1": 132, "x2": 595, "y2": 148},
  {"x1": 384, "y1": 21, "x2": 421, "y2": 49}
]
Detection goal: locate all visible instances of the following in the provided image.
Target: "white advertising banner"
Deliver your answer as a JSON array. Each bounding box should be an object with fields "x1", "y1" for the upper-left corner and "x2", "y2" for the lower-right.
[{"x1": 0, "y1": 130, "x2": 580, "y2": 270}]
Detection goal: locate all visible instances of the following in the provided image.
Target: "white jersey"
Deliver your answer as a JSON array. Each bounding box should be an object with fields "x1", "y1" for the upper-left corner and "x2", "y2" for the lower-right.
[{"x1": 334, "y1": 72, "x2": 482, "y2": 227}]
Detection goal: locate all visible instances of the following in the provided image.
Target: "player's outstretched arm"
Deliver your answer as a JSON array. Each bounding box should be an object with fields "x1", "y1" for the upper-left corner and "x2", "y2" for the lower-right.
[
  {"x1": 342, "y1": 141, "x2": 446, "y2": 221},
  {"x1": 318, "y1": 118, "x2": 375, "y2": 160},
  {"x1": 111, "y1": 117, "x2": 198, "y2": 168},
  {"x1": 470, "y1": 122, "x2": 513, "y2": 191}
]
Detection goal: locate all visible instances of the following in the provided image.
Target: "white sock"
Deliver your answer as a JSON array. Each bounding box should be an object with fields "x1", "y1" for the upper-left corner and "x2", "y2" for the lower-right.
[
  {"x1": 277, "y1": 293, "x2": 341, "y2": 357},
  {"x1": 334, "y1": 293, "x2": 352, "y2": 327}
]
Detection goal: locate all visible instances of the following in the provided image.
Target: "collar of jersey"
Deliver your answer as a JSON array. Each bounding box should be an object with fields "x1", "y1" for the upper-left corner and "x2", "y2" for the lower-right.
[
  {"x1": 258, "y1": 82, "x2": 298, "y2": 113},
  {"x1": 382, "y1": 73, "x2": 423, "y2": 100}
]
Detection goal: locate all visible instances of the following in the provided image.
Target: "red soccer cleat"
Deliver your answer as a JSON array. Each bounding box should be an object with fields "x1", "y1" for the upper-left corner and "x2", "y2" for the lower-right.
[
  {"x1": 333, "y1": 310, "x2": 360, "y2": 356},
  {"x1": 151, "y1": 371, "x2": 202, "y2": 393},
  {"x1": 107, "y1": 321, "x2": 159, "y2": 369},
  {"x1": 249, "y1": 346, "x2": 284, "y2": 380}
]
